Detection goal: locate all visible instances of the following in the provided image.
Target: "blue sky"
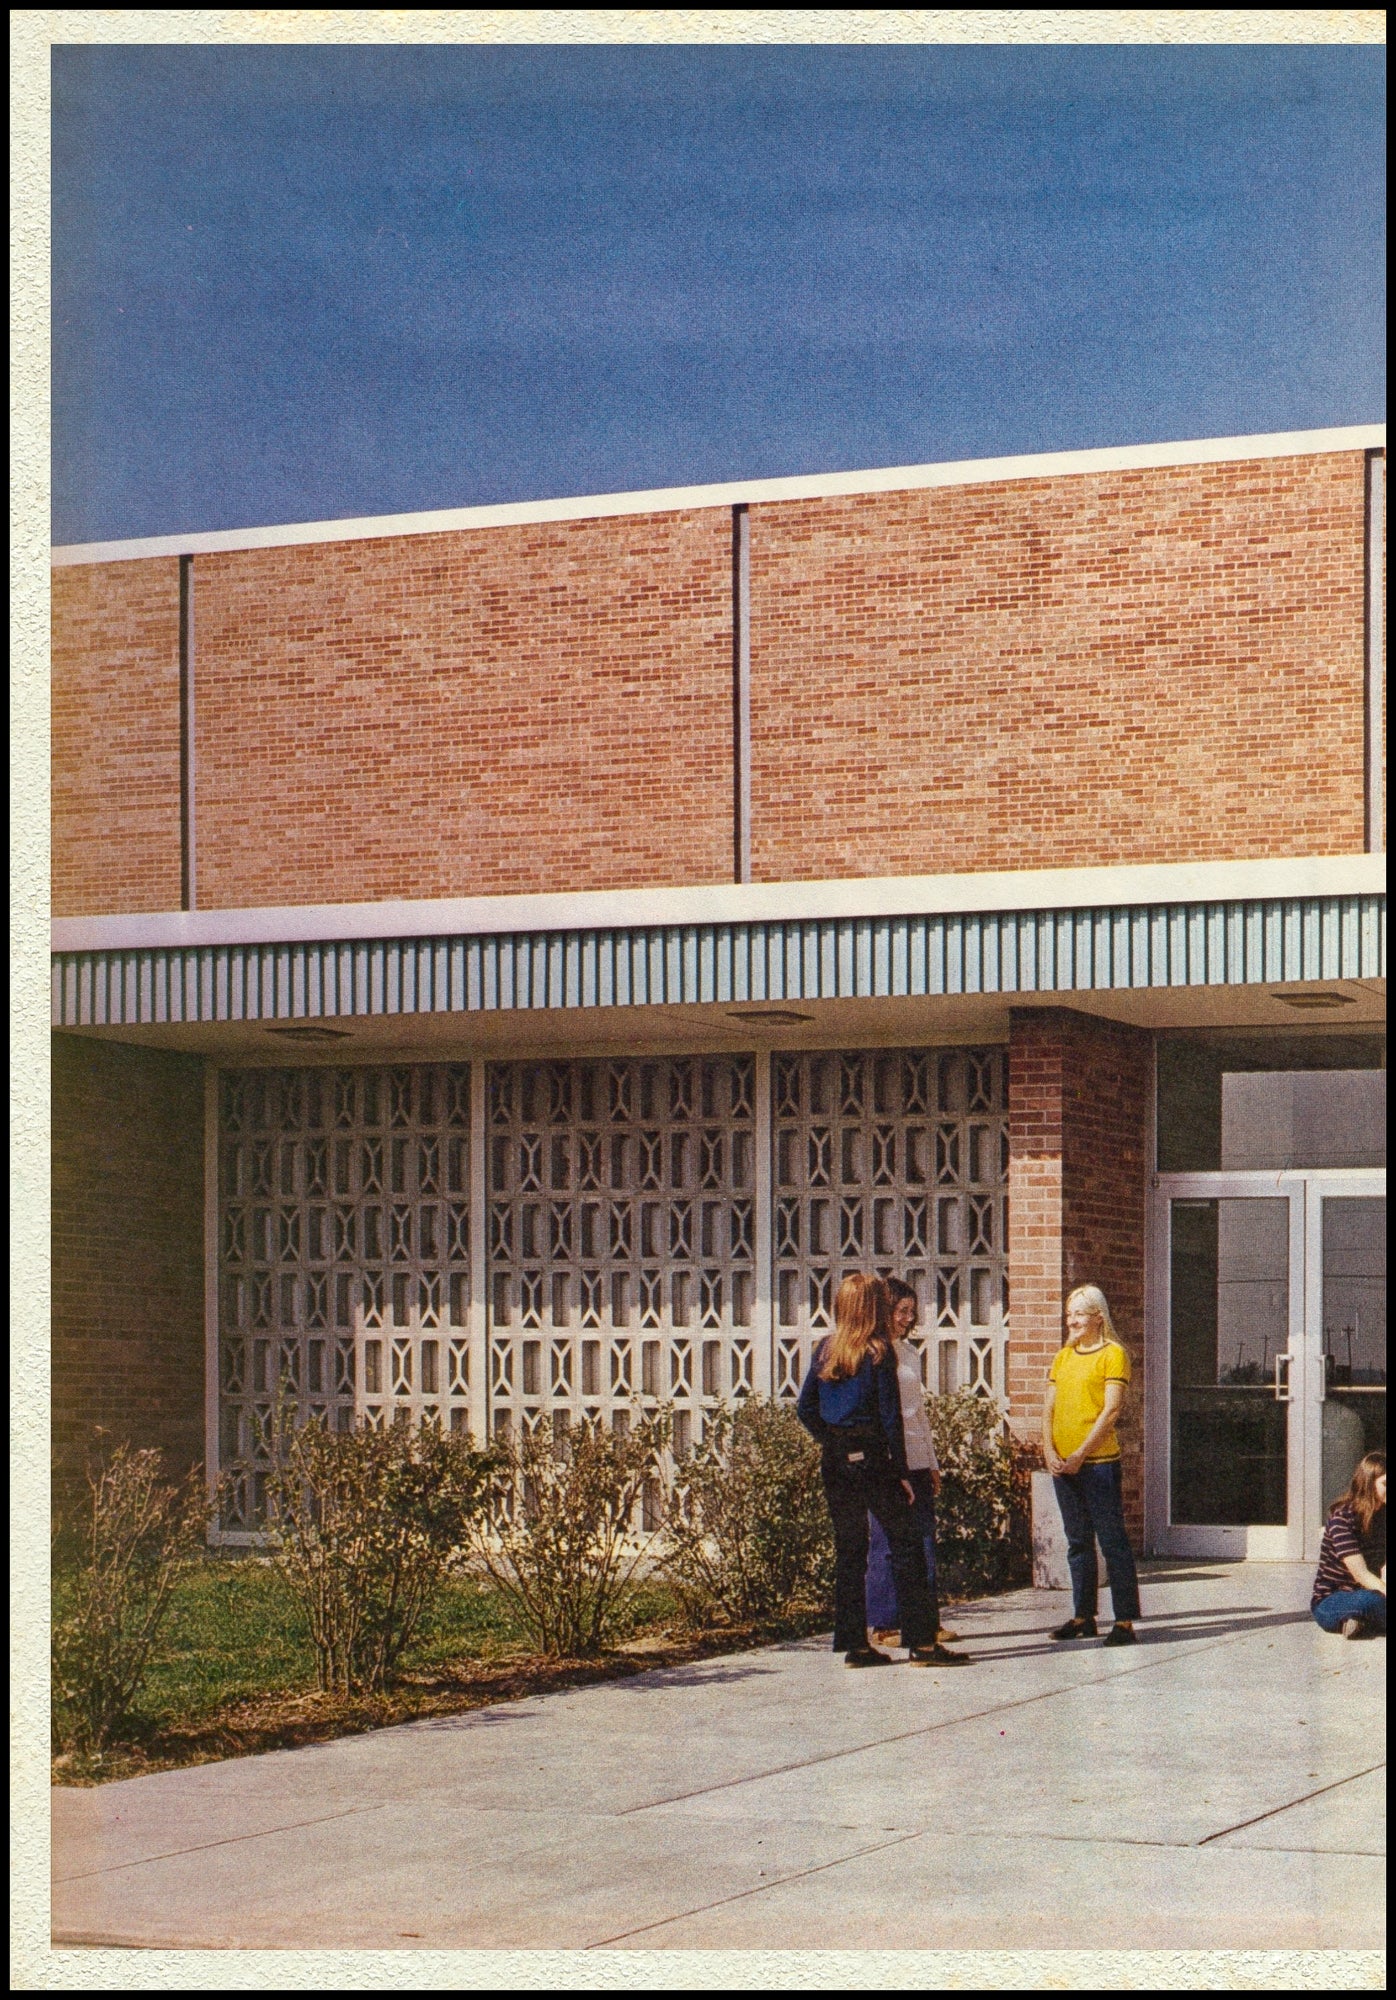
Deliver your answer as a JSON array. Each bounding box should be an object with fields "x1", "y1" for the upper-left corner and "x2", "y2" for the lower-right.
[{"x1": 52, "y1": 44, "x2": 1385, "y2": 545}]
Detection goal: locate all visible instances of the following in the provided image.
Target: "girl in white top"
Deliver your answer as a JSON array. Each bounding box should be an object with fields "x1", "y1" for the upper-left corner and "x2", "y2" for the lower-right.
[
  {"x1": 865, "y1": 1278, "x2": 967, "y2": 1661},
  {"x1": 895, "y1": 1331, "x2": 940, "y2": 1479}
]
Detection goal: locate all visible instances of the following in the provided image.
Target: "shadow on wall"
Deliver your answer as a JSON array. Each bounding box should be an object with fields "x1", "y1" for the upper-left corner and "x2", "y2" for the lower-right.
[{"x1": 51, "y1": 1034, "x2": 207, "y2": 1491}]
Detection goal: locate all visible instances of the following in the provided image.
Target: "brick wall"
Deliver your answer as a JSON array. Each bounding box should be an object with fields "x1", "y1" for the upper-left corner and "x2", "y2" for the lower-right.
[
  {"x1": 192, "y1": 509, "x2": 733, "y2": 908},
  {"x1": 749, "y1": 451, "x2": 1367, "y2": 881},
  {"x1": 51, "y1": 451, "x2": 1369, "y2": 918},
  {"x1": 52, "y1": 1035, "x2": 206, "y2": 1482},
  {"x1": 1006, "y1": 1008, "x2": 1153, "y2": 1541},
  {"x1": 51, "y1": 559, "x2": 182, "y2": 918}
]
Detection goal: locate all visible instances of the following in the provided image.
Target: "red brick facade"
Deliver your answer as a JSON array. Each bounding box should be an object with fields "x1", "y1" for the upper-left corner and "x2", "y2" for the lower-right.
[
  {"x1": 1006, "y1": 1008, "x2": 1154, "y2": 1539},
  {"x1": 51, "y1": 558, "x2": 183, "y2": 918},
  {"x1": 191, "y1": 509, "x2": 733, "y2": 910},
  {"x1": 749, "y1": 453, "x2": 1367, "y2": 882},
  {"x1": 51, "y1": 450, "x2": 1369, "y2": 918},
  {"x1": 51, "y1": 1036, "x2": 206, "y2": 1481}
]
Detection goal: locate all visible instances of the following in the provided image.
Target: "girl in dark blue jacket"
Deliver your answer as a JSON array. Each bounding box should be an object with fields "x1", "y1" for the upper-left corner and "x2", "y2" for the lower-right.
[{"x1": 797, "y1": 1273, "x2": 960, "y2": 1667}]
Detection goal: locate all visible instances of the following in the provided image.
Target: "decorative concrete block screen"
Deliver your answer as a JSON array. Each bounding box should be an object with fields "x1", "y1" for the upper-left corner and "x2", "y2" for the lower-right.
[
  {"x1": 214, "y1": 1048, "x2": 1009, "y2": 1533},
  {"x1": 486, "y1": 1055, "x2": 757, "y2": 1457},
  {"x1": 772, "y1": 1048, "x2": 1009, "y2": 1405},
  {"x1": 217, "y1": 1065, "x2": 474, "y2": 1530}
]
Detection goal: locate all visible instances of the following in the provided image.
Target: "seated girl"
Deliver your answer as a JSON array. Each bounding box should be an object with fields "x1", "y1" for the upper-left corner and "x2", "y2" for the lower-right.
[{"x1": 1311, "y1": 1451, "x2": 1386, "y2": 1638}]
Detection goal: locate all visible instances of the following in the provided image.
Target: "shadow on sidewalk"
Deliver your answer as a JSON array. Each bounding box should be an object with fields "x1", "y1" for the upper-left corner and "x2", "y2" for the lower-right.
[
  {"x1": 396, "y1": 1654, "x2": 787, "y2": 1730},
  {"x1": 1133, "y1": 1567, "x2": 1238, "y2": 1583},
  {"x1": 588, "y1": 1657, "x2": 791, "y2": 1695},
  {"x1": 964, "y1": 1604, "x2": 1299, "y2": 1639},
  {"x1": 953, "y1": 1606, "x2": 1313, "y2": 1660}
]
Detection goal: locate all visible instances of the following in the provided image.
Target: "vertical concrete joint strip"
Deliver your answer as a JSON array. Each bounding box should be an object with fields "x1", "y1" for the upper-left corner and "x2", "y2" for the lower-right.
[
  {"x1": 179, "y1": 553, "x2": 197, "y2": 910},
  {"x1": 751, "y1": 1046, "x2": 773, "y2": 1397},
  {"x1": 469, "y1": 1057, "x2": 490, "y2": 1445},
  {"x1": 732, "y1": 503, "x2": 751, "y2": 885}
]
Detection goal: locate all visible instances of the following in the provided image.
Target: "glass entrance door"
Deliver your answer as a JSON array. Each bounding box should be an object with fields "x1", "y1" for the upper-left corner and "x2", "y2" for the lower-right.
[
  {"x1": 1151, "y1": 1175, "x2": 1386, "y2": 1560},
  {"x1": 1310, "y1": 1184, "x2": 1387, "y2": 1526}
]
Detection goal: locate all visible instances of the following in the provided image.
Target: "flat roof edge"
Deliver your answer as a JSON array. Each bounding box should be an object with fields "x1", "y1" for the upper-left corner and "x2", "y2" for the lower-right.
[
  {"x1": 50, "y1": 854, "x2": 1388, "y2": 956},
  {"x1": 51, "y1": 425, "x2": 1387, "y2": 567}
]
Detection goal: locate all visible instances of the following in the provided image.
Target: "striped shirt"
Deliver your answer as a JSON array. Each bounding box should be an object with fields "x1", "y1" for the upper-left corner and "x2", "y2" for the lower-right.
[{"x1": 1311, "y1": 1503, "x2": 1386, "y2": 1607}]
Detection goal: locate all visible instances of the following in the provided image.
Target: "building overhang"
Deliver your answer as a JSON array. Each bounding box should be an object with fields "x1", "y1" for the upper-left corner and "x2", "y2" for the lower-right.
[{"x1": 51, "y1": 856, "x2": 1386, "y2": 1044}]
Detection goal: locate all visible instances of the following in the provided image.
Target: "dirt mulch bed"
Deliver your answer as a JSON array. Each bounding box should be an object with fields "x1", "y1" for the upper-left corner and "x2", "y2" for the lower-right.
[{"x1": 51, "y1": 1616, "x2": 829, "y2": 1788}]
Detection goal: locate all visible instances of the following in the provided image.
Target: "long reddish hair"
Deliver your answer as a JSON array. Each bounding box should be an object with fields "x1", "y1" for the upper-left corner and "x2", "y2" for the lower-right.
[
  {"x1": 818, "y1": 1273, "x2": 891, "y2": 1381},
  {"x1": 1331, "y1": 1450, "x2": 1386, "y2": 1535}
]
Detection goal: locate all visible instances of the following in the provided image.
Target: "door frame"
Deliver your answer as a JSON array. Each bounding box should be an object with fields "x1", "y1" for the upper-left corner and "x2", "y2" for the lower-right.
[
  {"x1": 1146, "y1": 1169, "x2": 1386, "y2": 1561},
  {"x1": 1303, "y1": 1173, "x2": 1389, "y2": 1544}
]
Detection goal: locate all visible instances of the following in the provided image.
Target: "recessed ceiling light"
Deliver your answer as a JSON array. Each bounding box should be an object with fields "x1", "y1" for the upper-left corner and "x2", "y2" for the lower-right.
[
  {"x1": 1272, "y1": 992, "x2": 1356, "y2": 1010},
  {"x1": 727, "y1": 1008, "x2": 815, "y2": 1024},
  {"x1": 265, "y1": 1025, "x2": 353, "y2": 1042}
]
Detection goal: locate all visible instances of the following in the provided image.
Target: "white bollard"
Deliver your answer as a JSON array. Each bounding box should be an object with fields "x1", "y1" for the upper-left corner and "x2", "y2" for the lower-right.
[{"x1": 1031, "y1": 1470, "x2": 1072, "y2": 1590}]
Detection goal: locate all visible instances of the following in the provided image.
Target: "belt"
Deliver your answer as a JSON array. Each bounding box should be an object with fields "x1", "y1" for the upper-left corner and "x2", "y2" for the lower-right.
[{"x1": 825, "y1": 1428, "x2": 887, "y2": 1465}]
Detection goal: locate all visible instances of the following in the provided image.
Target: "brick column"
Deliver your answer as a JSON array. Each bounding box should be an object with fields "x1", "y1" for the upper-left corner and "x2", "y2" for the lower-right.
[
  {"x1": 1007, "y1": 1009, "x2": 1153, "y2": 1541},
  {"x1": 52, "y1": 1035, "x2": 206, "y2": 1490}
]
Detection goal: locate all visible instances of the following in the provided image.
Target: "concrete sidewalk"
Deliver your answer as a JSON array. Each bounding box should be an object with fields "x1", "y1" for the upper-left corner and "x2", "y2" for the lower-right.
[{"x1": 52, "y1": 1562, "x2": 1385, "y2": 1952}]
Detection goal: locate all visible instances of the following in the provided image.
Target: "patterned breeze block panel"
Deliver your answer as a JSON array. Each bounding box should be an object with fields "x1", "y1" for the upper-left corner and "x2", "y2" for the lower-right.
[{"x1": 215, "y1": 1047, "x2": 1009, "y2": 1532}]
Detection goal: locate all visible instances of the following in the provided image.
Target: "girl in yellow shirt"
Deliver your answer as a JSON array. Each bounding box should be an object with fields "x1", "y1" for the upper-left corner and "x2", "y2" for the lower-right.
[{"x1": 1042, "y1": 1284, "x2": 1142, "y2": 1647}]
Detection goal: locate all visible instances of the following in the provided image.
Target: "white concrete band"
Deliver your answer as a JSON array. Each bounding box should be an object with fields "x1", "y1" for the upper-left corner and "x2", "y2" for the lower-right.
[
  {"x1": 51, "y1": 425, "x2": 1386, "y2": 568},
  {"x1": 51, "y1": 853, "x2": 1388, "y2": 958}
]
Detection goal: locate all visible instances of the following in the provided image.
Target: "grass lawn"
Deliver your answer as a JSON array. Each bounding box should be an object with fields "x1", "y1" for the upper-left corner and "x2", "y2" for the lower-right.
[
  {"x1": 52, "y1": 1557, "x2": 812, "y2": 1787},
  {"x1": 139, "y1": 1559, "x2": 537, "y2": 1722}
]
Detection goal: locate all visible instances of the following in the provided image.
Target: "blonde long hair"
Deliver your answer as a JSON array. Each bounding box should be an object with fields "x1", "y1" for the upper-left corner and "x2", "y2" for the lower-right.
[
  {"x1": 1065, "y1": 1284, "x2": 1119, "y2": 1343},
  {"x1": 818, "y1": 1273, "x2": 890, "y2": 1381}
]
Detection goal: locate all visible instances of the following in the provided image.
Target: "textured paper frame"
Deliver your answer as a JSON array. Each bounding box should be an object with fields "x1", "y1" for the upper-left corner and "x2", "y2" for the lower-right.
[{"x1": 12, "y1": 10, "x2": 1386, "y2": 1991}]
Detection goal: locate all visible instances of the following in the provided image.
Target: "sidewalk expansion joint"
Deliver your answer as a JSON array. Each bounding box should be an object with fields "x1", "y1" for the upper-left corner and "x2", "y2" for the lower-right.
[
  {"x1": 52, "y1": 1800, "x2": 391, "y2": 1883},
  {"x1": 591, "y1": 1795, "x2": 1392, "y2": 1946},
  {"x1": 1194, "y1": 1760, "x2": 1387, "y2": 1847},
  {"x1": 585, "y1": 1826, "x2": 926, "y2": 1948},
  {"x1": 616, "y1": 1624, "x2": 1280, "y2": 1818}
]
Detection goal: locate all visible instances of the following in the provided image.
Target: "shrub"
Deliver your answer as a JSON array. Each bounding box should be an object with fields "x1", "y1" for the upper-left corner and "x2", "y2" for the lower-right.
[
  {"x1": 263, "y1": 1415, "x2": 495, "y2": 1695},
  {"x1": 928, "y1": 1389, "x2": 1022, "y2": 1597},
  {"x1": 1004, "y1": 1428, "x2": 1039, "y2": 1582},
  {"x1": 465, "y1": 1410, "x2": 669, "y2": 1656},
  {"x1": 659, "y1": 1397, "x2": 834, "y2": 1627},
  {"x1": 52, "y1": 1441, "x2": 205, "y2": 1752}
]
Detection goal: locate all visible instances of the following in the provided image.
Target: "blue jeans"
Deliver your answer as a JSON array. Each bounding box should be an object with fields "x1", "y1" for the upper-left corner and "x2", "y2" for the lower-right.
[
  {"x1": 1053, "y1": 1460, "x2": 1141, "y2": 1624},
  {"x1": 1312, "y1": 1589, "x2": 1386, "y2": 1634},
  {"x1": 866, "y1": 1468, "x2": 938, "y2": 1629}
]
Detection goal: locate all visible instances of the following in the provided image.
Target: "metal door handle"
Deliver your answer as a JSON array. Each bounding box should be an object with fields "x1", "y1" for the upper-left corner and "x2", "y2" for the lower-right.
[{"x1": 1273, "y1": 1352, "x2": 1293, "y2": 1402}]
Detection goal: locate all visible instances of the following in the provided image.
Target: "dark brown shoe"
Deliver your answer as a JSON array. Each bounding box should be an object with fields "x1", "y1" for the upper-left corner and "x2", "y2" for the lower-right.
[
  {"x1": 1051, "y1": 1617, "x2": 1098, "y2": 1641},
  {"x1": 907, "y1": 1644, "x2": 971, "y2": 1666},
  {"x1": 845, "y1": 1646, "x2": 893, "y2": 1667},
  {"x1": 1102, "y1": 1622, "x2": 1138, "y2": 1647}
]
